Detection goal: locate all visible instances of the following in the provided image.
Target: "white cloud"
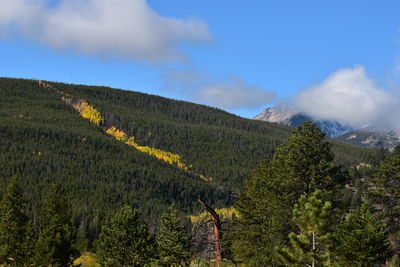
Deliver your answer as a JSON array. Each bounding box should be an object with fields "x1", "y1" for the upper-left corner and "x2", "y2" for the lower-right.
[
  {"x1": 292, "y1": 65, "x2": 400, "y2": 128},
  {"x1": 163, "y1": 69, "x2": 276, "y2": 109},
  {"x1": 194, "y1": 76, "x2": 276, "y2": 109},
  {"x1": 0, "y1": 0, "x2": 212, "y2": 63},
  {"x1": 0, "y1": 0, "x2": 42, "y2": 36}
]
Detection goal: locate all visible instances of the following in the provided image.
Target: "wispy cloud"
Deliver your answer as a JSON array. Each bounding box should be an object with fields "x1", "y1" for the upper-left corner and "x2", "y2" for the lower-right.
[
  {"x1": 163, "y1": 69, "x2": 275, "y2": 109},
  {"x1": 292, "y1": 65, "x2": 400, "y2": 128},
  {"x1": 0, "y1": 0, "x2": 212, "y2": 63}
]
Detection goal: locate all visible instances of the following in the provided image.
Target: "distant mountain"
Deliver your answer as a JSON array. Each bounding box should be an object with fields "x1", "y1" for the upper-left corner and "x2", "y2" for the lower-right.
[
  {"x1": 254, "y1": 106, "x2": 400, "y2": 150},
  {"x1": 336, "y1": 127, "x2": 400, "y2": 151},
  {"x1": 254, "y1": 106, "x2": 353, "y2": 138}
]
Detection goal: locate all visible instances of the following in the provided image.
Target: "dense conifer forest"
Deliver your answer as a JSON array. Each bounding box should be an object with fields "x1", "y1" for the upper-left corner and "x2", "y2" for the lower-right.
[{"x1": 0, "y1": 77, "x2": 394, "y2": 266}]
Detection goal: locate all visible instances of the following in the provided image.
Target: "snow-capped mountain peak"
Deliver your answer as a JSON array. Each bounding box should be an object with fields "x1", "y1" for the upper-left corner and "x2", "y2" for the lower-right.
[{"x1": 254, "y1": 106, "x2": 353, "y2": 138}]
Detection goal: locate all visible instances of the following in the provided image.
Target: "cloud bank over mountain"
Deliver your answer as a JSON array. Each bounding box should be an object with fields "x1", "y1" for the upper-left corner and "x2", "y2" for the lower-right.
[
  {"x1": 292, "y1": 65, "x2": 400, "y2": 129},
  {"x1": 0, "y1": 0, "x2": 212, "y2": 63},
  {"x1": 163, "y1": 69, "x2": 276, "y2": 109}
]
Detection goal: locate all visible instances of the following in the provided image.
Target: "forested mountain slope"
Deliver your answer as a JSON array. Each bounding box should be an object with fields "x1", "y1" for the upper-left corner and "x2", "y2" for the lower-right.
[
  {"x1": 0, "y1": 77, "x2": 373, "y2": 236},
  {"x1": 0, "y1": 78, "x2": 232, "y2": 232},
  {"x1": 46, "y1": 80, "x2": 371, "y2": 182},
  {"x1": 46, "y1": 80, "x2": 291, "y2": 190}
]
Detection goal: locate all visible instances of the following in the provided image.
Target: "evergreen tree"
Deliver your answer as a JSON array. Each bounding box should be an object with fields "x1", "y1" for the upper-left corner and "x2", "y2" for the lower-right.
[
  {"x1": 332, "y1": 205, "x2": 390, "y2": 266},
  {"x1": 157, "y1": 204, "x2": 191, "y2": 266},
  {"x1": 96, "y1": 205, "x2": 156, "y2": 266},
  {"x1": 366, "y1": 150, "x2": 400, "y2": 254},
  {"x1": 278, "y1": 190, "x2": 332, "y2": 267},
  {"x1": 232, "y1": 160, "x2": 285, "y2": 265},
  {"x1": 233, "y1": 122, "x2": 346, "y2": 265},
  {"x1": 0, "y1": 176, "x2": 34, "y2": 265},
  {"x1": 269, "y1": 121, "x2": 346, "y2": 200},
  {"x1": 34, "y1": 183, "x2": 74, "y2": 266}
]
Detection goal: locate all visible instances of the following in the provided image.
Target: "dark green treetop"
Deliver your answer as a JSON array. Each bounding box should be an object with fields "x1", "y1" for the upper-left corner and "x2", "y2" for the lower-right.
[
  {"x1": 34, "y1": 183, "x2": 74, "y2": 267},
  {"x1": 157, "y1": 204, "x2": 191, "y2": 266},
  {"x1": 233, "y1": 122, "x2": 346, "y2": 265},
  {"x1": 366, "y1": 150, "x2": 400, "y2": 254},
  {"x1": 332, "y1": 204, "x2": 390, "y2": 266},
  {"x1": 270, "y1": 121, "x2": 345, "y2": 198},
  {"x1": 232, "y1": 160, "x2": 285, "y2": 265},
  {"x1": 0, "y1": 176, "x2": 34, "y2": 265},
  {"x1": 96, "y1": 205, "x2": 156, "y2": 266}
]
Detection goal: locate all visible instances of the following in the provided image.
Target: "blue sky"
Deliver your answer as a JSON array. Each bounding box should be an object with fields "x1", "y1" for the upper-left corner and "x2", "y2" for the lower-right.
[{"x1": 1, "y1": 0, "x2": 400, "y2": 120}]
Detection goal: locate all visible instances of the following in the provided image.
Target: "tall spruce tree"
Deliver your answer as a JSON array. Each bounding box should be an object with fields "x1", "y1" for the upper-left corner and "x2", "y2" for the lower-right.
[
  {"x1": 232, "y1": 160, "x2": 285, "y2": 265},
  {"x1": 157, "y1": 204, "x2": 191, "y2": 266},
  {"x1": 366, "y1": 149, "x2": 400, "y2": 255},
  {"x1": 34, "y1": 183, "x2": 74, "y2": 266},
  {"x1": 332, "y1": 204, "x2": 390, "y2": 266},
  {"x1": 0, "y1": 176, "x2": 34, "y2": 265},
  {"x1": 233, "y1": 122, "x2": 346, "y2": 265},
  {"x1": 96, "y1": 205, "x2": 156, "y2": 266},
  {"x1": 278, "y1": 190, "x2": 332, "y2": 267},
  {"x1": 269, "y1": 121, "x2": 346, "y2": 199}
]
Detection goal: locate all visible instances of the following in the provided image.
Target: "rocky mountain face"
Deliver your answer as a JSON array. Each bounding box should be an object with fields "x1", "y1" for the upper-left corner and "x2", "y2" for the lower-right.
[
  {"x1": 336, "y1": 128, "x2": 400, "y2": 151},
  {"x1": 254, "y1": 106, "x2": 400, "y2": 150},
  {"x1": 254, "y1": 107, "x2": 353, "y2": 138}
]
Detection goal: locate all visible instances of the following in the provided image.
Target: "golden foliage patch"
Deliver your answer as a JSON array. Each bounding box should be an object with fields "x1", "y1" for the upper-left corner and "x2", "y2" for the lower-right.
[
  {"x1": 189, "y1": 207, "x2": 239, "y2": 224},
  {"x1": 73, "y1": 102, "x2": 103, "y2": 126}
]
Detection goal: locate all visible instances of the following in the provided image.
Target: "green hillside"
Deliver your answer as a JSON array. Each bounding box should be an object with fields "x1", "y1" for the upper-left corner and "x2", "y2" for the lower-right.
[
  {"x1": 46, "y1": 80, "x2": 371, "y2": 183},
  {"x1": 0, "y1": 77, "x2": 373, "y2": 239},
  {"x1": 46, "y1": 80, "x2": 292, "y2": 189}
]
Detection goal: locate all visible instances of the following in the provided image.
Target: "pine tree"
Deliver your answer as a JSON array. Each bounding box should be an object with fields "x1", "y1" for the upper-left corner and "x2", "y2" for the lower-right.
[
  {"x1": 232, "y1": 160, "x2": 286, "y2": 265},
  {"x1": 278, "y1": 190, "x2": 332, "y2": 267},
  {"x1": 157, "y1": 204, "x2": 191, "y2": 266},
  {"x1": 366, "y1": 150, "x2": 400, "y2": 254},
  {"x1": 34, "y1": 183, "x2": 74, "y2": 267},
  {"x1": 233, "y1": 122, "x2": 346, "y2": 265},
  {"x1": 96, "y1": 205, "x2": 156, "y2": 266},
  {"x1": 269, "y1": 121, "x2": 346, "y2": 200},
  {"x1": 332, "y1": 204, "x2": 390, "y2": 266},
  {"x1": 0, "y1": 176, "x2": 34, "y2": 265}
]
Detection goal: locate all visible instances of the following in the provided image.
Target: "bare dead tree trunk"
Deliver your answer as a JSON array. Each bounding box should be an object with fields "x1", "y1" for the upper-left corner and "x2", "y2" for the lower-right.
[
  {"x1": 199, "y1": 199, "x2": 222, "y2": 267},
  {"x1": 312, "y1": 230, "x2": 315, "y2": 267}
]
